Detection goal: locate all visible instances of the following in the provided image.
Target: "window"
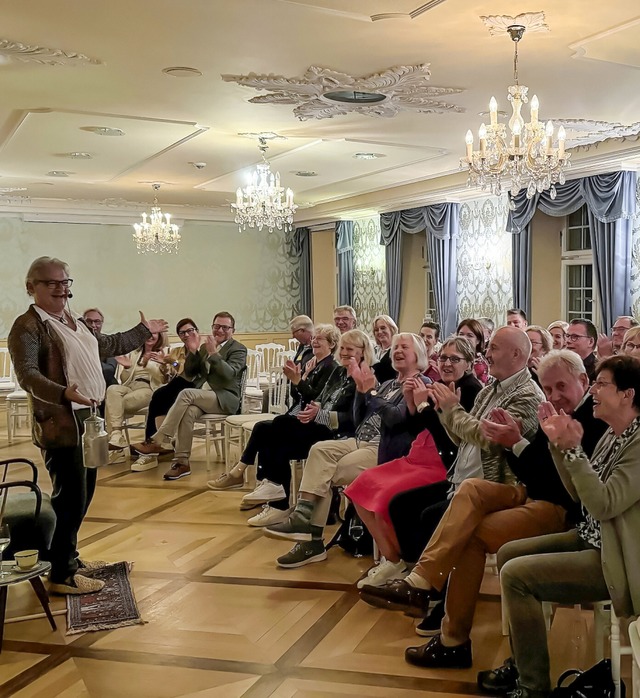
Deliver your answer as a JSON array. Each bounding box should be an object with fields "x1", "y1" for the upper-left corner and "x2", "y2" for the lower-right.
[{"x1": 561, "y1": 205, "x2": 599, "y2": 325}]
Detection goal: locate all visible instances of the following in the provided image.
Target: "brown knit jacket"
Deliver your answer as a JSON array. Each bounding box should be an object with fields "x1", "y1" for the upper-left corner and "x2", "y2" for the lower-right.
[{"x1": 8, "y1": 306, "x2": 151, "y2": 449}]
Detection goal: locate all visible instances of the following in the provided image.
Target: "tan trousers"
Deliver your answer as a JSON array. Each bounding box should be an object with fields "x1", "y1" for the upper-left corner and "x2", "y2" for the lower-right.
[
  {"x1": 300, "y1": 438, "x2": 379, "y2": 527},
  {"x1": 105, "y1": 381, "x2": 152, "y2": 433},
  {"x1": 156, "y1": 388, "x2": 222, "y2": 463},
  {"x1": 413, "y1": 478, "x2": 567, "y2": 644}
]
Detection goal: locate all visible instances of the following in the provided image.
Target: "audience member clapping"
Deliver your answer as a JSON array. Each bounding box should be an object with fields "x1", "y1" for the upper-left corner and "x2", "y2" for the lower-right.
[
  {"x1": 457, "y1": 318, "x2": 490, "y2": 383},
  {"x1": 621, "y1": 326, "x2": 640, "y2": 357},
  {"x1": 525, "y1": 325, "x2": 552, "y2": 385},
  {"x1": 371, "y1": 314, "x2": 399, "y2": 382},
  {"x1": 419, "y1": 321, "x2": 440, "y2": 382}
]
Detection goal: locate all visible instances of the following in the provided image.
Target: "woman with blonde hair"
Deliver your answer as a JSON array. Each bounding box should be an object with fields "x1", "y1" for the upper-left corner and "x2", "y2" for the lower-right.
[
  {"x1": 372, "y1": 314, "x2": 399, "y2": 382},
  {"x1": 621, "y1": 326, "x2": 640, "y2": 358},
  {"x1": 547, "y1": 320, "x2": 569, "y2": 350}
]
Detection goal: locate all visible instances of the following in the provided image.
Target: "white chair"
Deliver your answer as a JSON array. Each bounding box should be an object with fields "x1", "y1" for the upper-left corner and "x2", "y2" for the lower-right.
[
  {"x1": 0, "y1": 349, "x2": 16, "y2": 399},
  {"x1": 593, "y1": 602, "x2": 634, "y2": 698},
  {"x1": 122, "y1": 407, "x2": 149, "y2": 446},
  {"x1": 628, "y1": 617, "x2": 640, "y2": 698},
  {"x1": 288, "y1": 338, "x2": 299, "y2": 353},
  {"x1": 242, "y1": 349, "x2": 263, "y2": 414},
  {"x1": 6, "y1": 390, "x2": 30, "y2": 443},
  {"x1": 255, "y1": 343, "x2": 286, "y2": 373}
]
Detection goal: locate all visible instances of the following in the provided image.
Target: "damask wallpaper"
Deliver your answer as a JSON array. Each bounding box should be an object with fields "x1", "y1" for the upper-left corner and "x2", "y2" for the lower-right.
[
  {"x1": 353, "y1": 216, "x2": 388, "y2": 331},
  {"x1": 457, "y1": 196, "x2": 513, "y2": 324},
  {"x1": 630, "y1": 178, "x2": 640, "y2": 319},
  {"x1": 0, "y1": 217, "x2": 300, "y2": 337}
]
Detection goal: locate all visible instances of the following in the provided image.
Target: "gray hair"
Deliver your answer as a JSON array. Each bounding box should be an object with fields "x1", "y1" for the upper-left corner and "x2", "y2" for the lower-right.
[
  {"x1": 334, "y1": 305, "x2": 357, "y2": 321},
  {"x1": 338, "y1": 329, "x2": 375, "y2": 367},
  {"x1": 440, "y1": 336, "x2": 476, "y2": 366},
  {"x1": 313, "y1": 323, "x2": 341, "y2": 350},
  {"x1": 372, "y1": 314, "x2": 399, "y2": 336},
  {"x1": 83, "y1": 307, "x2": 104, "y2": 320},
  {"x1": 537, "y1": 349, "x2": 587, "y2": 380},
  {"x1": 391, "y1": 332, "x2": 428, "y2": 372},
  {"x1": 290, "y1": 315, "x2": 314, "y2": 332},
  {"x1": 25, "y1": 256, "x2": 70, "y2": 296}
]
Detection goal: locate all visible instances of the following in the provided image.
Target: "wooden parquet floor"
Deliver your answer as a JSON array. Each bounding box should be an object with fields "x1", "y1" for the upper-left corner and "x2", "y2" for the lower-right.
[{"x1": 0, "y1": 421, "x2": 615, "y2": 697}]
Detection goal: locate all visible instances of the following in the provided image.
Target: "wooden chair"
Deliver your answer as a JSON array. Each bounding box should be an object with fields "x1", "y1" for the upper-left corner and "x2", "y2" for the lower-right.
[
  {"x1": 628, "y1": 617, "x2": 640, "y2": 698},
  {"x1": 242, "y1": 349, "x2": 263, "y2": 414},
  {"x1": 255, "y1": 343, "x2": 285, "y2": 374},
  {"x1": 6, "y1": 390, "x2": 30, "y2": 444},
  {"x1": 0, "y1": 349, "x2": 16, "y2": 401},
  {"x1": 593, "y1": 601, "x2": 634, "y2": 698},
  {"x1": 288, "y1": 338, "x2": 299, "y2": 353}
]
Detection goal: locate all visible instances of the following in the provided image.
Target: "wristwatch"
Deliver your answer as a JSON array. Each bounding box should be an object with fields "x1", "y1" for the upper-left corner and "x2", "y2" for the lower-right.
[
  {"x1": 417, "y1": 400, "x2": 431, "y2": 413},
  {"x1": 370, "y1": 389, "x2": 378, "y2": 396}
]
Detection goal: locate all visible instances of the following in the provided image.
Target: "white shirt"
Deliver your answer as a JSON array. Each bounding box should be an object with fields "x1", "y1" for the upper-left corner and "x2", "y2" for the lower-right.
[{"x1": 34, "y1": 306, "x2": 106, "y2": 410}]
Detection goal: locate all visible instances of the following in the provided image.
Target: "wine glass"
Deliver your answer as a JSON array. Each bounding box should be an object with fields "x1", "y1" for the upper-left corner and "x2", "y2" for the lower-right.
[{"x1": 0, "y1": 523, "x2": 10, "y2": 578}]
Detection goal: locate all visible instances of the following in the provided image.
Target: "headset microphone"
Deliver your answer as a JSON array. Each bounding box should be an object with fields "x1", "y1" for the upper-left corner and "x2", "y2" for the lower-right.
[{"x1": 67, "y1": 292, "x2": 73, "y2": 299}]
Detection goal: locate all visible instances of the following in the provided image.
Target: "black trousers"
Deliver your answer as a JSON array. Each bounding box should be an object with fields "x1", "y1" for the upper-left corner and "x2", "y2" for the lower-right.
[
  {"x1": 43, "y1": 409, "x2": 97, "y2": 583},
  {"x1": 144, "y1": 376, "x2": 194, "y2": 440},
  {"x1": 241, "y1": 414, "x2": 333, "y2": 510},
  {"x1": 388, "y1": 479, "x2": 451, "y2": 563}
]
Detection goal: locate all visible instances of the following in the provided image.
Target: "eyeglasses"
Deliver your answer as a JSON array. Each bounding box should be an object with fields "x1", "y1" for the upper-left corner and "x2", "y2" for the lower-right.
[
  {"x1": 593, "y1": 379, "x2": 614, "y2": 389},
  {"x1": 612, "y1": 326, "x2": 631, "y2": 333},
  {"x1": 35, "y1": 278, "x2": 73, "y2": 289},
  {"x1": 438, "y1": 355, "x2": 463, "y2": 364},
  {"x1": 529, "y1": 340, "x2": 543, "y2": 346},
  {"x1": 178, "y1": 327, "x2": 197, "y2": 337},
  {"x1": 565, "y1": 334, "x2": 588, "y2": 342},
  {"x1": 624, "y1": 342, "x2": 640, "y2": 351},
  {"x1": 212, "y1": 324, "x2": 233, "y2": 331}
]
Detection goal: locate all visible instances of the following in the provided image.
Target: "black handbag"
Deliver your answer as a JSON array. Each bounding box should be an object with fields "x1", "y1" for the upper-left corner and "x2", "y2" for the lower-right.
[{"x1": 551, "y1": 659, "x2": 623, "y2": 698}]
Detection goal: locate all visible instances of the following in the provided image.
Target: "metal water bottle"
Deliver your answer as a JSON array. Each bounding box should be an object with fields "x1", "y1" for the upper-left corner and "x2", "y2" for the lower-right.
[{"x1": 82, "y1": 403, "x2": 109, "y2": 469}]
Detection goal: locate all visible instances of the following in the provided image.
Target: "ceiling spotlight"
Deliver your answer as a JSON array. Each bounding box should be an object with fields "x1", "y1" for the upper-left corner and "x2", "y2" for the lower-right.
[
  {"x1": 60, "y1": 152, "x2": 93, "y2": 159},
  {"x1": 292, "y1": 170, "x2": 317, "y2": 177},
  {"x1": 162, "y1": 66, "x2": 203, "y2": 78},
  {"x1": 190, "y1": 162, "x2": 207, "y2": 170},
  {"x1": 353, "y1": 152, "x2": 386, "y2": 160},
  {"x1": 81, "y1": 126, "x2": 125, "y2": 136},
  {"x1": 47, "y1": 170, "x2": 73, "y2": 177}
]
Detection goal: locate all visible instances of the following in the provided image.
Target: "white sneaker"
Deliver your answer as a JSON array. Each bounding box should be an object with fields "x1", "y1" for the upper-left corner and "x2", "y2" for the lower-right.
[
  {"x1": 108, "y1": 449, "x2": 127, "y2": 465},
  {"x1": 131, "y1": 454, "x2": 159, "y2": 472},
  {"x1": 241, "y1": 480, "x2": 286, "y2": 505},
  {"x1": 108, "y1": 431, "x2": 128, "y2": 449},
  {"x1": 247, "y1": 504, "x2": 291, "y2": 527},
  {"x1": 356, "y1": 558, "x2": 409, "y2": 590}
]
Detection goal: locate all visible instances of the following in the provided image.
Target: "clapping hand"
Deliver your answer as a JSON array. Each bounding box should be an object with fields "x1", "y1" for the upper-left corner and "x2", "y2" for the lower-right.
[
  {"x1": 428, "y1": 381, "x2": 460, "y2": 411},
  {"x1": 283, "y1": 359, "x2": 302, "y2": 385},
  {"x1": 538, "y1": 402, "x2": 583, "y2": 450},
  {"x1": 403, "y1": 376, "x2": 419, "y2": 412},
  {"x1": 115, "y1": 355, "x2": 132, "y2": 368},
  {"x1": 359, "y1": 363, "x2": 377, "y2": 394},
  {"x1": 184, "y1": 330, "x2": 201, "y2": 354},
  {"x1": 297, "y1": 401, "x2": 320, "y2": 424},
  {"x1": 205, "y1": 334, "x2": 219, "y2": 356},
  {"x1": 148, "y1": 351, "x2": 165, "y2": 363},
  {"x1": 480, "y1": 407, "x2": 522, "y2": 448},
  {"x1": 597, "y1": 333, "x2": 613, "y2": 359},
  {"x1": 139, "y1": 311, "x2": 168, "y2": 336}
]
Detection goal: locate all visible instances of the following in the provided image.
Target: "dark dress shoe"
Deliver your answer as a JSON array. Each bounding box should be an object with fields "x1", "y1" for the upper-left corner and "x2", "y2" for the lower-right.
[
  {"x1": 405, "y1": 634, "x2": 472, "y2": 669},
  {"x1": 477, "y1": 657, "x2": 519, "y2": 693},
  {"x1": 360, "y1": 579, "x2": 432, "y2": 618}
]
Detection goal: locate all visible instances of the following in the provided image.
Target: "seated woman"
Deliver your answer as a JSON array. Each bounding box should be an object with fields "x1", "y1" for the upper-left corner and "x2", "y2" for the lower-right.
[
  {"x1": 525, "y1": 325, "x2": 552, "y2": 386},
  {"x1": 264, "y1": 333, "x2": 434, "y2": 568},
  {"x1": 105, "y1": 331, "x2": 167, "y2": 463},
  {"x1": 547, "y1": 320, "x2": 568, "y2": 350},
  {"x1": 347, "y1": 337, "x2": 482, "y2": 588},
  {"x1": 372, "y1": 314, "x2": 398, "y2": 383},
  {"x1": 482, "y1": 355, "x2": 640, "y2": 698},
  {"x1": 207, "y1": 323, "x2": 340, "y2": 497},
  {"x1": 621, "y1": 326, "x2": 640, "y2": 358},
  {"x1": 214, "y1": 329, "x2": 371, "y2": 527},
  {"x1": 420, "y1": 321, "x2": 440, "y2": 382},
  {"x1": 457, "y1": 318, "x2": 490, "y2": 384}
]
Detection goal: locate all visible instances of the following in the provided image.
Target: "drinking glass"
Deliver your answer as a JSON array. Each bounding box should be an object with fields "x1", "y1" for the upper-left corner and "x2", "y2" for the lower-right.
[{"x1": 0, "y1": 523, "x2": 10, "y2": 578}]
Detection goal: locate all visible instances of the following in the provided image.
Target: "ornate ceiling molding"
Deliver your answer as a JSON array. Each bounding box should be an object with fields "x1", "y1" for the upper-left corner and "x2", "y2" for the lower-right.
[
  {"x1": 222, "y1": 64, "x2": 464, "y2": 121},
  {"x1": 480, "y1": 12, "x2": 549, "y2": 36},
  {"x1": 0, "y1": 39, "x2": 102, "y2": 66},
  {"x1": 551, "y1": 119, "x2": 640, "y2": 151}
]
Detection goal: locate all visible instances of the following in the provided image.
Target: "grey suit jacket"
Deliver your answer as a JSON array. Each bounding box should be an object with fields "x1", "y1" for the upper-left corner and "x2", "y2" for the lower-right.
[{"x1": 183, "y1": 338, "x2": 247, "y2": 414}]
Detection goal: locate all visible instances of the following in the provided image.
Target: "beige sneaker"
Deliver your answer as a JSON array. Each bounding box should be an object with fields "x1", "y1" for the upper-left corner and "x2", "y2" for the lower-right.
[
  {"x1": 207, "y1": 471, "x2": 244, "y2": 490},
  {"x1": 131, "y1": 454, "x2": 159, "y2": 472},
  {"x1": 49, "y1": 573, "x2": 105, "y2": 595},
  {"x1": 108, "y1": 449, "x2": 127, "y2": 465}
]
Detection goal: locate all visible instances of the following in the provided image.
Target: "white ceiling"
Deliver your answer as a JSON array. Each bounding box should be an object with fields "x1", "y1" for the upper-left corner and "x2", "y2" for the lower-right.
[{"x1": 0, "y1": 0, "x2": 639, "y2": 224}]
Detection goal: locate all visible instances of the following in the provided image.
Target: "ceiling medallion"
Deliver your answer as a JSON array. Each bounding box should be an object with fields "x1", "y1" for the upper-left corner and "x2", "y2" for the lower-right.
[
  {"x1": 222, "y1": 64, "x2": 464, "y2": 121},
  {"x1": 0, "y1": 38, "x2": 102, "y2": 66},
  {"x1": 132, "y1": 184, "x2": 181, "y2": 255},
  {"x1": 480, "y1": 11, "x2": 549, "y2": 36},
  {"x1": 231, "y1": 137, "x2": 297, "y2": 233},
  {"x1": 549, "y1": 119, "x2": 640, "y2": 150},
  {"x1": 463, "y1": 24, "x2": 569, "y2": 200}
]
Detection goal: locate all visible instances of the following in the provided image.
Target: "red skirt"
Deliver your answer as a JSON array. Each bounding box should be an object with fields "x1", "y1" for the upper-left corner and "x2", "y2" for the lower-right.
[{"x1": 344, "y1": 430, "x2": 447, "y2": 523}]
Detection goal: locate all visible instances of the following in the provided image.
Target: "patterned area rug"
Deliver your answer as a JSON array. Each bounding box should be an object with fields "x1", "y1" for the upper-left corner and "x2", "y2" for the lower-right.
[{"x1": 66, "y1": 561, "x2": 144, "y2": 634}]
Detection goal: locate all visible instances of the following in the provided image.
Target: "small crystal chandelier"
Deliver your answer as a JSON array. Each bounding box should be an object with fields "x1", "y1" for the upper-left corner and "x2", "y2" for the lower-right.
[
  {"x1": 231, "y1": 137, "x2": 297, "y2": 232},
  {"x1": 462, "y1": 24, "x2": 570, "y2": 200},
  {"x1": 132, "y1": 184, "x2": 181, "y2": 254}
]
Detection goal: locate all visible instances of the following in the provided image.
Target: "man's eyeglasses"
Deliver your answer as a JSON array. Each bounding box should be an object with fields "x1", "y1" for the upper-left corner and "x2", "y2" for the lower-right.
[
  {"x1": 35, "y1": 278, "x2": 73, "y2": 289},
  {"x1": 212, "y1": 324, "x2": 233, "y2": 331},
  {"x1": 438, "y1": 355, "x2": 463, "y2": 364},
  {"x1": 565, "y1": 334, "x2": 588, "y2": 341},
  {"x1": 178, "y1": 327, "x2": 197, "y2": 337}
]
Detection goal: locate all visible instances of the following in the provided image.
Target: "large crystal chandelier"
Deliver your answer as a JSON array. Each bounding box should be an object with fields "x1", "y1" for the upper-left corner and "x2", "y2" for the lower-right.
[
  {"x1": 132, "y1": 184, "x2": 181, "y2": 254},
  {"x1": 231, "y1": 137, "x2": 297, "y2": 232},
  {"x1": 462, "y1": 25, "x2": 570, "y2": 200}
]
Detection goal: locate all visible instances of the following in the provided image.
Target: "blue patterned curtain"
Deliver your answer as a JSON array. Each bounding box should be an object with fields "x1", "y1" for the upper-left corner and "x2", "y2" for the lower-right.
[
  {"x1": 289, "y1": 226, "x2": 311, "y2": 317},
  {"x1": 380, "y1": 204, "x2": 459, "y2": 335},
  {"x1": 507, "y1": 171, "x2": 637, "y2": 331},
  {"x1": 335, "y1": 220, "x2": 354, "y2": 307}
]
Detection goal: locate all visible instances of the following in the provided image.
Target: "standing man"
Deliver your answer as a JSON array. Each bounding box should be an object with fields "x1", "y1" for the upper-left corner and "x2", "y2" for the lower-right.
[
  {"x1": 148, "y1": 312, "x2": 247, "y2": 480},
  {"x1": 506, "y1": 308, "x2": 527, "y2": 330},
  {"x1": 333, "y1": 306, "x2": 357, "y2": 333},
  {"x1": 565, "y1": 317, "x2": 598, "y2": 381},
  {"x1": 9, "y1": 256, "x2": 167, "y2": 594},
  {"x1": 83, "y1": 308, "x2": 118, "y2": 388}
]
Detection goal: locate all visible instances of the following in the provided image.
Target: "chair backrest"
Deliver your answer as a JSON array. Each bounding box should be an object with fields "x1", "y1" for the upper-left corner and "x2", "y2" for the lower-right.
[
  {"x1": 288, "y1": 338, "x2": 299, "y2": 352},
  {"x1": 245, "y1": 349, "x2": 262, "y2": 386},
  {"x1": 279, "y1": 350, "x2": 296, "y2": 363},
  {"x1": 169, "y1": 342, "x2": 183, "y2": 351},
  {"x1": 0, "y1": 347, "x2": 13, "y2": 382},
  {"x1": 267, "y1": 368, "x2": 290, "y2": 415},
  {"x1": 255, "y1": 343, "x2": 286, "y2": 373},
  {"x1": 0, "y1": 480, "x2": 43, "y2": 519}
]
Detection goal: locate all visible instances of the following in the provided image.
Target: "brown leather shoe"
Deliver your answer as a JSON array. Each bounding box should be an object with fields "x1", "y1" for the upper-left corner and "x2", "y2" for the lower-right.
[
  {"x1": 133, "y1": 440, "x2": 173, "y2": 456},
  {"x1": 405, "y1": 635, "x2": 472, "y2": 669},
  {"x1": 359, "y1": 579, "x2": 432, "y2": 618}
]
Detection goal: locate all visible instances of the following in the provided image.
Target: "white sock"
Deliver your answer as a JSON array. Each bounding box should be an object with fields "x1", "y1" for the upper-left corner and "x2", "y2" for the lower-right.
[{"x1": 405, "y1": 571, "x2": 431, "y2": 590}]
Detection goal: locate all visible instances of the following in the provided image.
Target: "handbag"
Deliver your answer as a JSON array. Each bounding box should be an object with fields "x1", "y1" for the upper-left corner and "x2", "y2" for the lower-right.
[{"x1": 551, "y1": 659, "x2": 624, "y2": 698}]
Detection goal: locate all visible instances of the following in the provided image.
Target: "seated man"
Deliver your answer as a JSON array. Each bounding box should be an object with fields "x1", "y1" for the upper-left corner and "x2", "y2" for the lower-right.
[
  {"x1": 146, "y1": 311, "x2": 247, "y2": 480},
  {"x1": 333, "y1": 305, "x2": 357, "y2": 334},
  {"x1": 565, "y1": 317, "x2": 598, "y2": 382},
  {"x1": 83, "y1": 307, "x2": 118, "y2": 387},
  {"x1": 265, "y1": 333, "x2": 429, "y2": 568},
  {"x1": 361, "y1": 350, "x2": 607, "y2": 671}
]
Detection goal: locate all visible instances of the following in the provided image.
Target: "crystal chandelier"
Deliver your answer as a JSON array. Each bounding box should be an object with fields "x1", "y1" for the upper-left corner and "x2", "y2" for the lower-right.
[
  {"x1": 132, "y1": 184, "x2": 181, "y2": 254},
  {"x1": 231, "y1": 137, "x2": 297, "y2": 232},
  {"x1": 462, "y1": 24, "x2": 570, "y2": 200}
]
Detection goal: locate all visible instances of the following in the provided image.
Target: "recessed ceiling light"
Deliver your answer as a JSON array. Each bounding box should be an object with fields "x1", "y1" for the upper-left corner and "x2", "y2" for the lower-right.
[
  {"x1": 292, "y1": 170, "x2": 317, "y2": 177},
  {"x1": 323, "y1": 90, "x2": 386, "y2": 104},
  {"x1": 58, "y1": 152, "x2": 93, "y2": 159},
  {"x1": 353, "y1": 152, "x2": 386, "y2": 160},
  {"x1": 162, "y1": 66, "x2": 203, "y2": 78},
  {"x1": 81, "y1": 126, "x2": 125, "y2": 136},
  {"x1": 47, "y1": 170, "x2": 73, "y2": 177}
]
